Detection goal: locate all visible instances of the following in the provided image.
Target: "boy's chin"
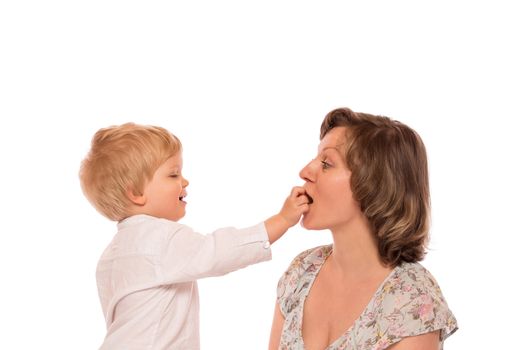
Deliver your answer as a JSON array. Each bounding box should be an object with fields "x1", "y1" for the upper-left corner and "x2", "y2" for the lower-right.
[
  {"x1": 167, "y1": 211, "x2": 185, "y2": 222},
  {"x1": 174, "y1": 213, "x2": 186, "y2": 221}
]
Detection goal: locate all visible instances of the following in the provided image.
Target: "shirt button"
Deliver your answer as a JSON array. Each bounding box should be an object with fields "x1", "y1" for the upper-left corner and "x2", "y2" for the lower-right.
[{"x1": 263, "y1": 241, "x2": 271, "y2": 249}]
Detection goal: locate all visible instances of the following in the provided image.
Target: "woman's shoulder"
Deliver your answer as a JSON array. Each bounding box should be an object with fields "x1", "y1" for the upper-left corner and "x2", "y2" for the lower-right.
[
  {"x1": 378, "y1": 262, "x2": 452, "y2": 316},
  {"x1": 389, "y1": 262, "x2": 448, "y2": 301},
  {"x1": 287, "y1": 244, "x2": 332, "y2": 273},
  {"x1": 367, "y1": 262, "x2": 458, "y2": 345}
]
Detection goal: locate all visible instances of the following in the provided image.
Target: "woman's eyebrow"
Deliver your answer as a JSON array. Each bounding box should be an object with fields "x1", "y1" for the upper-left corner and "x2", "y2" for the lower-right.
[
  {"x1": 320, "y1": 144, "x2": 345, "y2": 154},
  {"x1": 320, "y1": 146, "x2": 338, "y2": 152}
]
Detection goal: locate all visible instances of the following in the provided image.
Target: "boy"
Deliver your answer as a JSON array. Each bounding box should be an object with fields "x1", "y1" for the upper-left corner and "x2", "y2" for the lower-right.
[{"x1": 79, "y1": 123, "x2": 309, "y2": 349}]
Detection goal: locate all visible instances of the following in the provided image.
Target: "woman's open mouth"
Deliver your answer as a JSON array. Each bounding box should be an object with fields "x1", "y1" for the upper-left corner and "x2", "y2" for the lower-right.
[{"x1": 305, "y1": 193, "x2": 313, "y2": 204}]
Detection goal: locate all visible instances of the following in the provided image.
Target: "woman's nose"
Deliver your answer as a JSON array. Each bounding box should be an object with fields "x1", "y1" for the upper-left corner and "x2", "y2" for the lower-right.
[{"x1": 299, "y1": 160, "x2": 315, "y2": 183}]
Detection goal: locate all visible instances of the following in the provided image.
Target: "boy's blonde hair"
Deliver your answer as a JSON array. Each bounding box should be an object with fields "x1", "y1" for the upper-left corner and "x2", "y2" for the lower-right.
[{"x1": 79, "y1": 123, "x2": 182, "y2": 221}]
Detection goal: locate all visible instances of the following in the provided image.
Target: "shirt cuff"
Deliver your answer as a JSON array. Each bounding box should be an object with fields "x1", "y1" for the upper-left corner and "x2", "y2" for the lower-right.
[{"x1": 237, "y1": 222, "x2": 272, "y2": 257}]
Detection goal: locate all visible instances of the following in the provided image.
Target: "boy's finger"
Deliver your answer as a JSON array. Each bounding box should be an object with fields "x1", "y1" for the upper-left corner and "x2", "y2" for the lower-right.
[
  {"x1": 298, "y1": 202, "x2": 310, "y2": 212},
  {"x1": 297, "y1": 194, "x2": 311, "y2": 206},
  {"x1": 290, "y1": 186, "x2": 306, "y2": 197}
]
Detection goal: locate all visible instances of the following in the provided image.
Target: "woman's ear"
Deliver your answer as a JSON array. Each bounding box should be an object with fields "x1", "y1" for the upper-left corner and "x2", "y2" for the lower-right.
[{"x1": 126, "y1": 187, "x2": 146, "y2": 206}]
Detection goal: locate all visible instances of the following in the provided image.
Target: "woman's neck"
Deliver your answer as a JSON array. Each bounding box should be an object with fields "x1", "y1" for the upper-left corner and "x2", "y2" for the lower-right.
[{"x1": 329, "y1": 216, "x2": 391, "y2": 281}]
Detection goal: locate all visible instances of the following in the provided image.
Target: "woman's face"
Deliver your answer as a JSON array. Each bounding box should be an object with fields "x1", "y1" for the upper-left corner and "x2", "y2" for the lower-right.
[{"x1": 300, "y1": 127, "x2": 361, "y2": 231}]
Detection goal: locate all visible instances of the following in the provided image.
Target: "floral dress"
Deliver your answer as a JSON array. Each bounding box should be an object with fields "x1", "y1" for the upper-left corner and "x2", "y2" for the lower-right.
[{"x1": 276, "y1": 245, "x2": 457, "y2": 350}]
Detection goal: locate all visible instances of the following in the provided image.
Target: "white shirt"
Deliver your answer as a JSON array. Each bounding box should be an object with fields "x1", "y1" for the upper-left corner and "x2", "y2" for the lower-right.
[{"x1": 96, "y1": 214, "x2": 272, "y2": 350}]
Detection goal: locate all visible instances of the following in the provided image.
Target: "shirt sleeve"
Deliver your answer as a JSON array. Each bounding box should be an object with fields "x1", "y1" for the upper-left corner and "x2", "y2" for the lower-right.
[
  {"x1": 379, "y1": 265, "x2": 458, "y2": 347},
  {"x1": 159, "y1": 222, "x2": 272, "y2": 283}
]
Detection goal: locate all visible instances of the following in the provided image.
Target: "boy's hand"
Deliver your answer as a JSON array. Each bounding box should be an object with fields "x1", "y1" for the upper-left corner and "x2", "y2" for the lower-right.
[
  {"x1": 278, "y1": 186, "x2": 310, "y2": 226},
  {"x1": 264, "y1": 186, "x2": 310, "y2": 244}
]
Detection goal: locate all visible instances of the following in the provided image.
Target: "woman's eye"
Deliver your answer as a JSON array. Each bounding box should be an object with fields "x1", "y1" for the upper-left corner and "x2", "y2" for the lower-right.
[{"x1": 321, "y1": 161, "x2": 331, "y2": 169}]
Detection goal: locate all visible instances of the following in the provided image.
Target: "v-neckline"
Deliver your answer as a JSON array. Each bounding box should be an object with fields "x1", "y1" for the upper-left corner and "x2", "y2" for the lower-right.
[{"x1": 298, "y1": 245, "x2": 400, "y2": 350}]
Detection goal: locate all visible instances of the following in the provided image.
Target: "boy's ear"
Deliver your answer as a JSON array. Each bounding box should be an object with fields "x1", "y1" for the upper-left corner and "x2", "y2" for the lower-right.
[{"x1": 126, "y1": 187, "x2": 146, "y2": 206}]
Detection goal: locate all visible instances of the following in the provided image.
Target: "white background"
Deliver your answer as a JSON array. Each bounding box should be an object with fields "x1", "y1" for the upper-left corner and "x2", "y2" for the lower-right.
[{"x1": 1, "y1": 1, "x2": 523, "y2": 349}]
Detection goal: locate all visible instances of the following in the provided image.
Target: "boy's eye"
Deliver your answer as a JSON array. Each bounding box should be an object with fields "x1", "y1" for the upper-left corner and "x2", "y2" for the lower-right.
[{"x1": 170, "y1": 174, "x2": 179, "y2": 178}]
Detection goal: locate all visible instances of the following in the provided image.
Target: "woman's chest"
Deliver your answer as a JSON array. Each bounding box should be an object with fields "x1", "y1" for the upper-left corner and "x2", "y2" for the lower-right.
[{"x1": 300, "y1": 273, "x2": 384, "y2": 349}]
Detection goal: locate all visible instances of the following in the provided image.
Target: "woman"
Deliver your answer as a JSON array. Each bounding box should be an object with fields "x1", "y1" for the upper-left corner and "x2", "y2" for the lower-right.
[{"x1": 269, "y1": 108, "x2": 457, "y2": 350}]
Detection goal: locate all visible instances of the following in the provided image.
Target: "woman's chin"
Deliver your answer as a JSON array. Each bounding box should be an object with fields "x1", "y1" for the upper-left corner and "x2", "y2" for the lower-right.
[{"x1": 300, "y1": 215, "x2": 317, "y2": 230}]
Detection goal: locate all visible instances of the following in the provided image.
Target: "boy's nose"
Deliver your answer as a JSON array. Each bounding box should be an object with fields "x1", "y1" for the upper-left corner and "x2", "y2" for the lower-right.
[{"x1": 182, "y1": 177, "x2": 189, "y2": 187}]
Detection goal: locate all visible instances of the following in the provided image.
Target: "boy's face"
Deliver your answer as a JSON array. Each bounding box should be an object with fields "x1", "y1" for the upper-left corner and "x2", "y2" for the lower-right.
[{"x1": 142, "y1": 152, "x2": 189, "y2": 221}]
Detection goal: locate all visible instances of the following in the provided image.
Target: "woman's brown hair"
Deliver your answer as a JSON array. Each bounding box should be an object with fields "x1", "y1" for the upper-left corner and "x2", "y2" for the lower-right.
[{"x1": 321, "y1": 108, "x2": 430, "y2": 266}]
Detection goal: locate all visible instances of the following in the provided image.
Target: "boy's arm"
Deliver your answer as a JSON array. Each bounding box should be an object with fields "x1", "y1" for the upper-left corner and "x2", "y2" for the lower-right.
[
  {"x1": 162, "y1": 222, "x2": 270, "y2": 282},
  {"x1": 264, "y1": 214, "x2": 290, "y2": 244},
  {"x1": 161, "y1": 186, "x2": 309, "y2": 283}
]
